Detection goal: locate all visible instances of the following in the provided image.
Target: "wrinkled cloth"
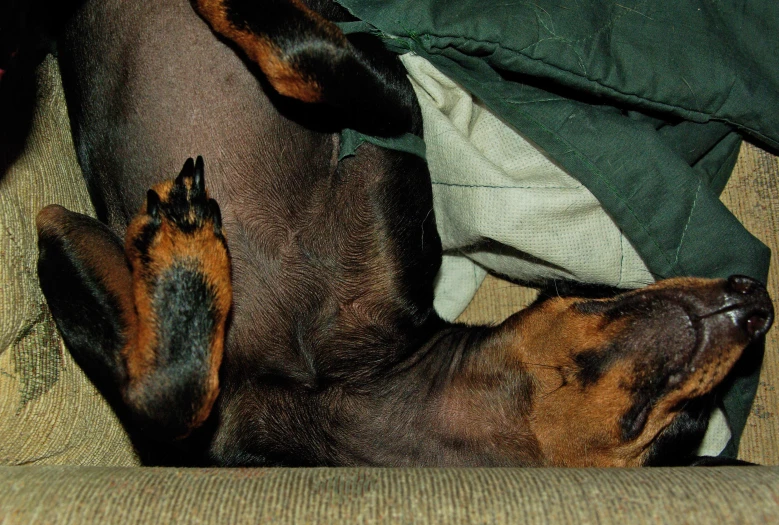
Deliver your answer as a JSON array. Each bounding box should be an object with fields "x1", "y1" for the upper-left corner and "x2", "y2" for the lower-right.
[{"x1": 334, "y1": 0, "x2": 779, "y2": 456}]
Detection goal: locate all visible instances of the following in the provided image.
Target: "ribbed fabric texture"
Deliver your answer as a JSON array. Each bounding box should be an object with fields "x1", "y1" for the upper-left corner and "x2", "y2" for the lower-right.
[
  {"x1": 2, "y1": 466, "x2": 779, "y2": 524},
  {"x1": 0, "y1": 56, "x2": 139, "y2": 467}
]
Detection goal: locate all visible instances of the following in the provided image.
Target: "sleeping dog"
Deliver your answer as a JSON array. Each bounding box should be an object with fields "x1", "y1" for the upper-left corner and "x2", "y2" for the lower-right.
[{"x1": 26, "y1": 0, "x2": 775, "y2": 466}]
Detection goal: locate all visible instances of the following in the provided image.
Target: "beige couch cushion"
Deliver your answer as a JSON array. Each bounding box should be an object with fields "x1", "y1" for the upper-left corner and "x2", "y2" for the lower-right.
[
  {"x1": 2, "y1": 466, "x2": 779, "y2": 523},
  {"x1": 0, "y1": 56, "x2": 138, "y2": 466}
]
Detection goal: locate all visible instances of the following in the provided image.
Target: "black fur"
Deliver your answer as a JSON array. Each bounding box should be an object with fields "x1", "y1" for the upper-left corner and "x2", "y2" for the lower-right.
[
  {"x1": 643, "y1": 397, "x2": 713, "y2": 466},
  {"x1": 137, "y1": 262, "x2": 218, "y2": 437},
  {"x1": 37, "y1": 212, "x2": 129, "y2": 393},
  {"x1": 574, "y1": 348, "x2": 614, "y2": 387},
  {"x1": 220, "y1": 0, "x2": 416, "y2": 136}
]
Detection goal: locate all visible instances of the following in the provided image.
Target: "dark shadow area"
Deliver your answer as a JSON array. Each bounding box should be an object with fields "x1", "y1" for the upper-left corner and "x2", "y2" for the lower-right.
[
  {"x1": 455, "y1": 238, "x2": 573, "y2": 280},
  {"x1": 0, "y1": 0, "x2": 84, "y2": 182},
  {"x1": 0, "y1": 51, "x2": 43, "y2": 182}
]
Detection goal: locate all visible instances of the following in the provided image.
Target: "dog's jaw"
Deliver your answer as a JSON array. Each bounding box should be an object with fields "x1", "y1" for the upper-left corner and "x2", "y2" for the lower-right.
[{"x1": 494, "y1": 276, "x2": 773, "y2": 467}]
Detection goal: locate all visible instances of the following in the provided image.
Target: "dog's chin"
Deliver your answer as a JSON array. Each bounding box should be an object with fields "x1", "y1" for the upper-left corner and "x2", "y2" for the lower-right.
[{"x1": 642, "y1": 396, "x2": 712, "y2": 466}]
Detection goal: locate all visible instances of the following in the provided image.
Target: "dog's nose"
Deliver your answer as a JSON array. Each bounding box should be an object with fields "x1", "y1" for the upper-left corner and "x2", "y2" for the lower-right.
[
  {"x1": 727, "y1": 275, "x2": 762, "y2": 295},
  {"x1": 725, "y1": 275, "x2": 774, "y2": 339}
]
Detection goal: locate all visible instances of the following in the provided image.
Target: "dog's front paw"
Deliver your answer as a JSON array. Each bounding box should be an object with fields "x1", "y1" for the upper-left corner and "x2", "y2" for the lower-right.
[
  {"x1": 123, "y1": 156, "x2": 232, "y2": 432},
  {"x1": 128, "y1": 156, "x2": 225, "y2": 257},
  {"x1": 125, "y1": 155, "x2": 232, "y2": 343},
  {"x1": 126, "y1": 156, "x2": 229, "y2": 280}
]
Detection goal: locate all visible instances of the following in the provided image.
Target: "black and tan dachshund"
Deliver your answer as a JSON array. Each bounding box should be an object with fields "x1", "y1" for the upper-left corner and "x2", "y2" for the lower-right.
[{"x1": 27, "y1": 0, "x2": 775, "y2": 466}]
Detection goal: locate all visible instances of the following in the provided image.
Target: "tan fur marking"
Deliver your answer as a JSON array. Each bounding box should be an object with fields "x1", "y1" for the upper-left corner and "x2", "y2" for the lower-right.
[
  {"x1": 482, "y1": 277, "x2": 757, "y2": 466},
  {"x1": 123, "y1": 178, "x2": 232, "y2": 431},
  {"x1": 195, "y1": 0, "x2": 327, "y2": 103}
]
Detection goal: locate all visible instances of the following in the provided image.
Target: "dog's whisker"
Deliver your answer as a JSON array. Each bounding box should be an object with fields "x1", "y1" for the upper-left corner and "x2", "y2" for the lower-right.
[
  {"x1": 421, "y1": 208, "x2": 433, "y2": 249},
  {"x1": 538, "y1": 380, "x2": 567, "y2": 400},
  {"x1": 517, "y1": 361, "x2": 562, "y2": 371}
]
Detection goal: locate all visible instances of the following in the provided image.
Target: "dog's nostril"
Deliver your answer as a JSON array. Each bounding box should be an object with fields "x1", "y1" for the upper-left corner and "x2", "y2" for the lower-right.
[
  {"x1": 727, "y1": 275, "x2": 761, "y2": 295},
  {"x1": 746, "y1": 310, "x2": 772, "y2": 339}
]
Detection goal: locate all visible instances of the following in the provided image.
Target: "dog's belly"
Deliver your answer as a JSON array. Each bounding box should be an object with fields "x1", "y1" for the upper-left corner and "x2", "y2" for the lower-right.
[
  {"x1": 57, "y1": 0, "x2": 442, "y2": 464},
  {"x1": 58, "y1": 0, "x2": 295, "y2": 223}
]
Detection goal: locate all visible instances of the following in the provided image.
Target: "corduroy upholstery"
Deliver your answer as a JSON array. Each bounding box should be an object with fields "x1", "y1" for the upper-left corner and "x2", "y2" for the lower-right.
[{"x1": 2, "y1": 467, "x2": 779, "y2": 523}]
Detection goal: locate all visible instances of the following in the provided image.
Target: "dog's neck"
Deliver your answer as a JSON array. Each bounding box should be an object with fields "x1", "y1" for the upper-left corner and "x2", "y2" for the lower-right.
[
  {"x1": 334, "y1": 322, "x2": 544, "y2": 467},
  {"x1": 210, "y1": 319, "x2": 545, "y2": 467}
]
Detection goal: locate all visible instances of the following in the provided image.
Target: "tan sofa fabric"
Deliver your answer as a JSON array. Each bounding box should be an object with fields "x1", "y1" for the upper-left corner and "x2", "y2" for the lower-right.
[
  {"x1": 2, "y1": 466, "x2": 779, "y2": 524},
  {"x1": 723, "y1": 145, "x2": 779, "y2": 465},
  {"x1": 0, "y1": 56, "x2": 138, "y2": 466}
]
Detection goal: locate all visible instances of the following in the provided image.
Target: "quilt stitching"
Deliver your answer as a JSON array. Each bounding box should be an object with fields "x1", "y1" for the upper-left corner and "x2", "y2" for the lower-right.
[
  {"x1": 410, "y1": 57, "x2": 688, "y2": 277},
  {"x1": 432, "y1": 182, "x2": 582, "y2": 190},
  {"x1": 345, "y1": 4, "x2": 779, "y2": 148},
  {"x1": 617, "y1": 231, "x2": 625, "y2": 288},
  {"x1": 516, "y1": 0, "x2": 645, "y2": 75},
  {"x1": 423, "y1": 36, "x2": 719, "y2": 122},
  {"x1": 397, "y1": 48, "x2": 703, "y2": 278},
  {"x1": 674, "y1": 179, "x2": 702, "y2": 267}
]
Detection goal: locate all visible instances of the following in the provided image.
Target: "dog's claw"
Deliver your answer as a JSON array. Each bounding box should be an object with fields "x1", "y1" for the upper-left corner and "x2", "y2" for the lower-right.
[
  {"x1": 176, "y1": 157, "x2": 195, "y2": 186},
  {"x1": 174, "y1": 156, "x2": 206, "y2": 202},
  {"x1": 208, "y1": 199, "x2": 223, "y2": 233},
  {"x1": 146, "y1": 189, "x2": 161, "y2": 222},
  {"x1": 142, "y1": 157, "x2": 224, "y2": 237},
  {"x1": 193, "y1": 156, "x2": 206, "y2": 197}
]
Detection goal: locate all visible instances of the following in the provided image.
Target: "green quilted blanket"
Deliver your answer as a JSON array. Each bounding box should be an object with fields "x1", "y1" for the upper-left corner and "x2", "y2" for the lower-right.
[{"x1": 334, "y1": 0, "x2": 779, "y2": 457}]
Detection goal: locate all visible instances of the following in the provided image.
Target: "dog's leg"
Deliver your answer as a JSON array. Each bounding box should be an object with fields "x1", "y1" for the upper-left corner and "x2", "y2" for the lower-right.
[
  {"x1": 192, "y1": 0, "x2": 417, "y2": 136},
  {"x1": 37, "y1": 157, "x2": 231, "y2": 440}
]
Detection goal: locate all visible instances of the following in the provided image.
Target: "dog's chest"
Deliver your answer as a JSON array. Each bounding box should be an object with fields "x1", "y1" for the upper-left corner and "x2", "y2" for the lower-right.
[{"x1": 217, "y1": 155, "x2": 413, "y2": 381}]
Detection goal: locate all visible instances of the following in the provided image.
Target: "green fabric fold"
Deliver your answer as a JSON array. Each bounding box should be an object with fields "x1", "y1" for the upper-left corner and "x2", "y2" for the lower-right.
[
  {"x1": 339, "y1": 129, "x2": 427, "y2": 161},
  {"x1": 334, "y1": 0, "x2": 778, "y2": 455}
]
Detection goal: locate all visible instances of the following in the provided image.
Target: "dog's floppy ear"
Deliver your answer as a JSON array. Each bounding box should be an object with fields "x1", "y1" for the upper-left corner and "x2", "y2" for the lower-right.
[
  {"x1": 193, "y1": 0, "x2": 416, "y2": 136},
  {"x1": 36, "y1": 205, "x2": 135, "y2": 395}
]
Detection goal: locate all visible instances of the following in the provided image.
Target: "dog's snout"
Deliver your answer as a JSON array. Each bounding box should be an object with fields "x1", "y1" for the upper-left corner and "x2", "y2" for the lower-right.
[{"x1": 724, "y1": 275, "x2": 773, "y2": 340}]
